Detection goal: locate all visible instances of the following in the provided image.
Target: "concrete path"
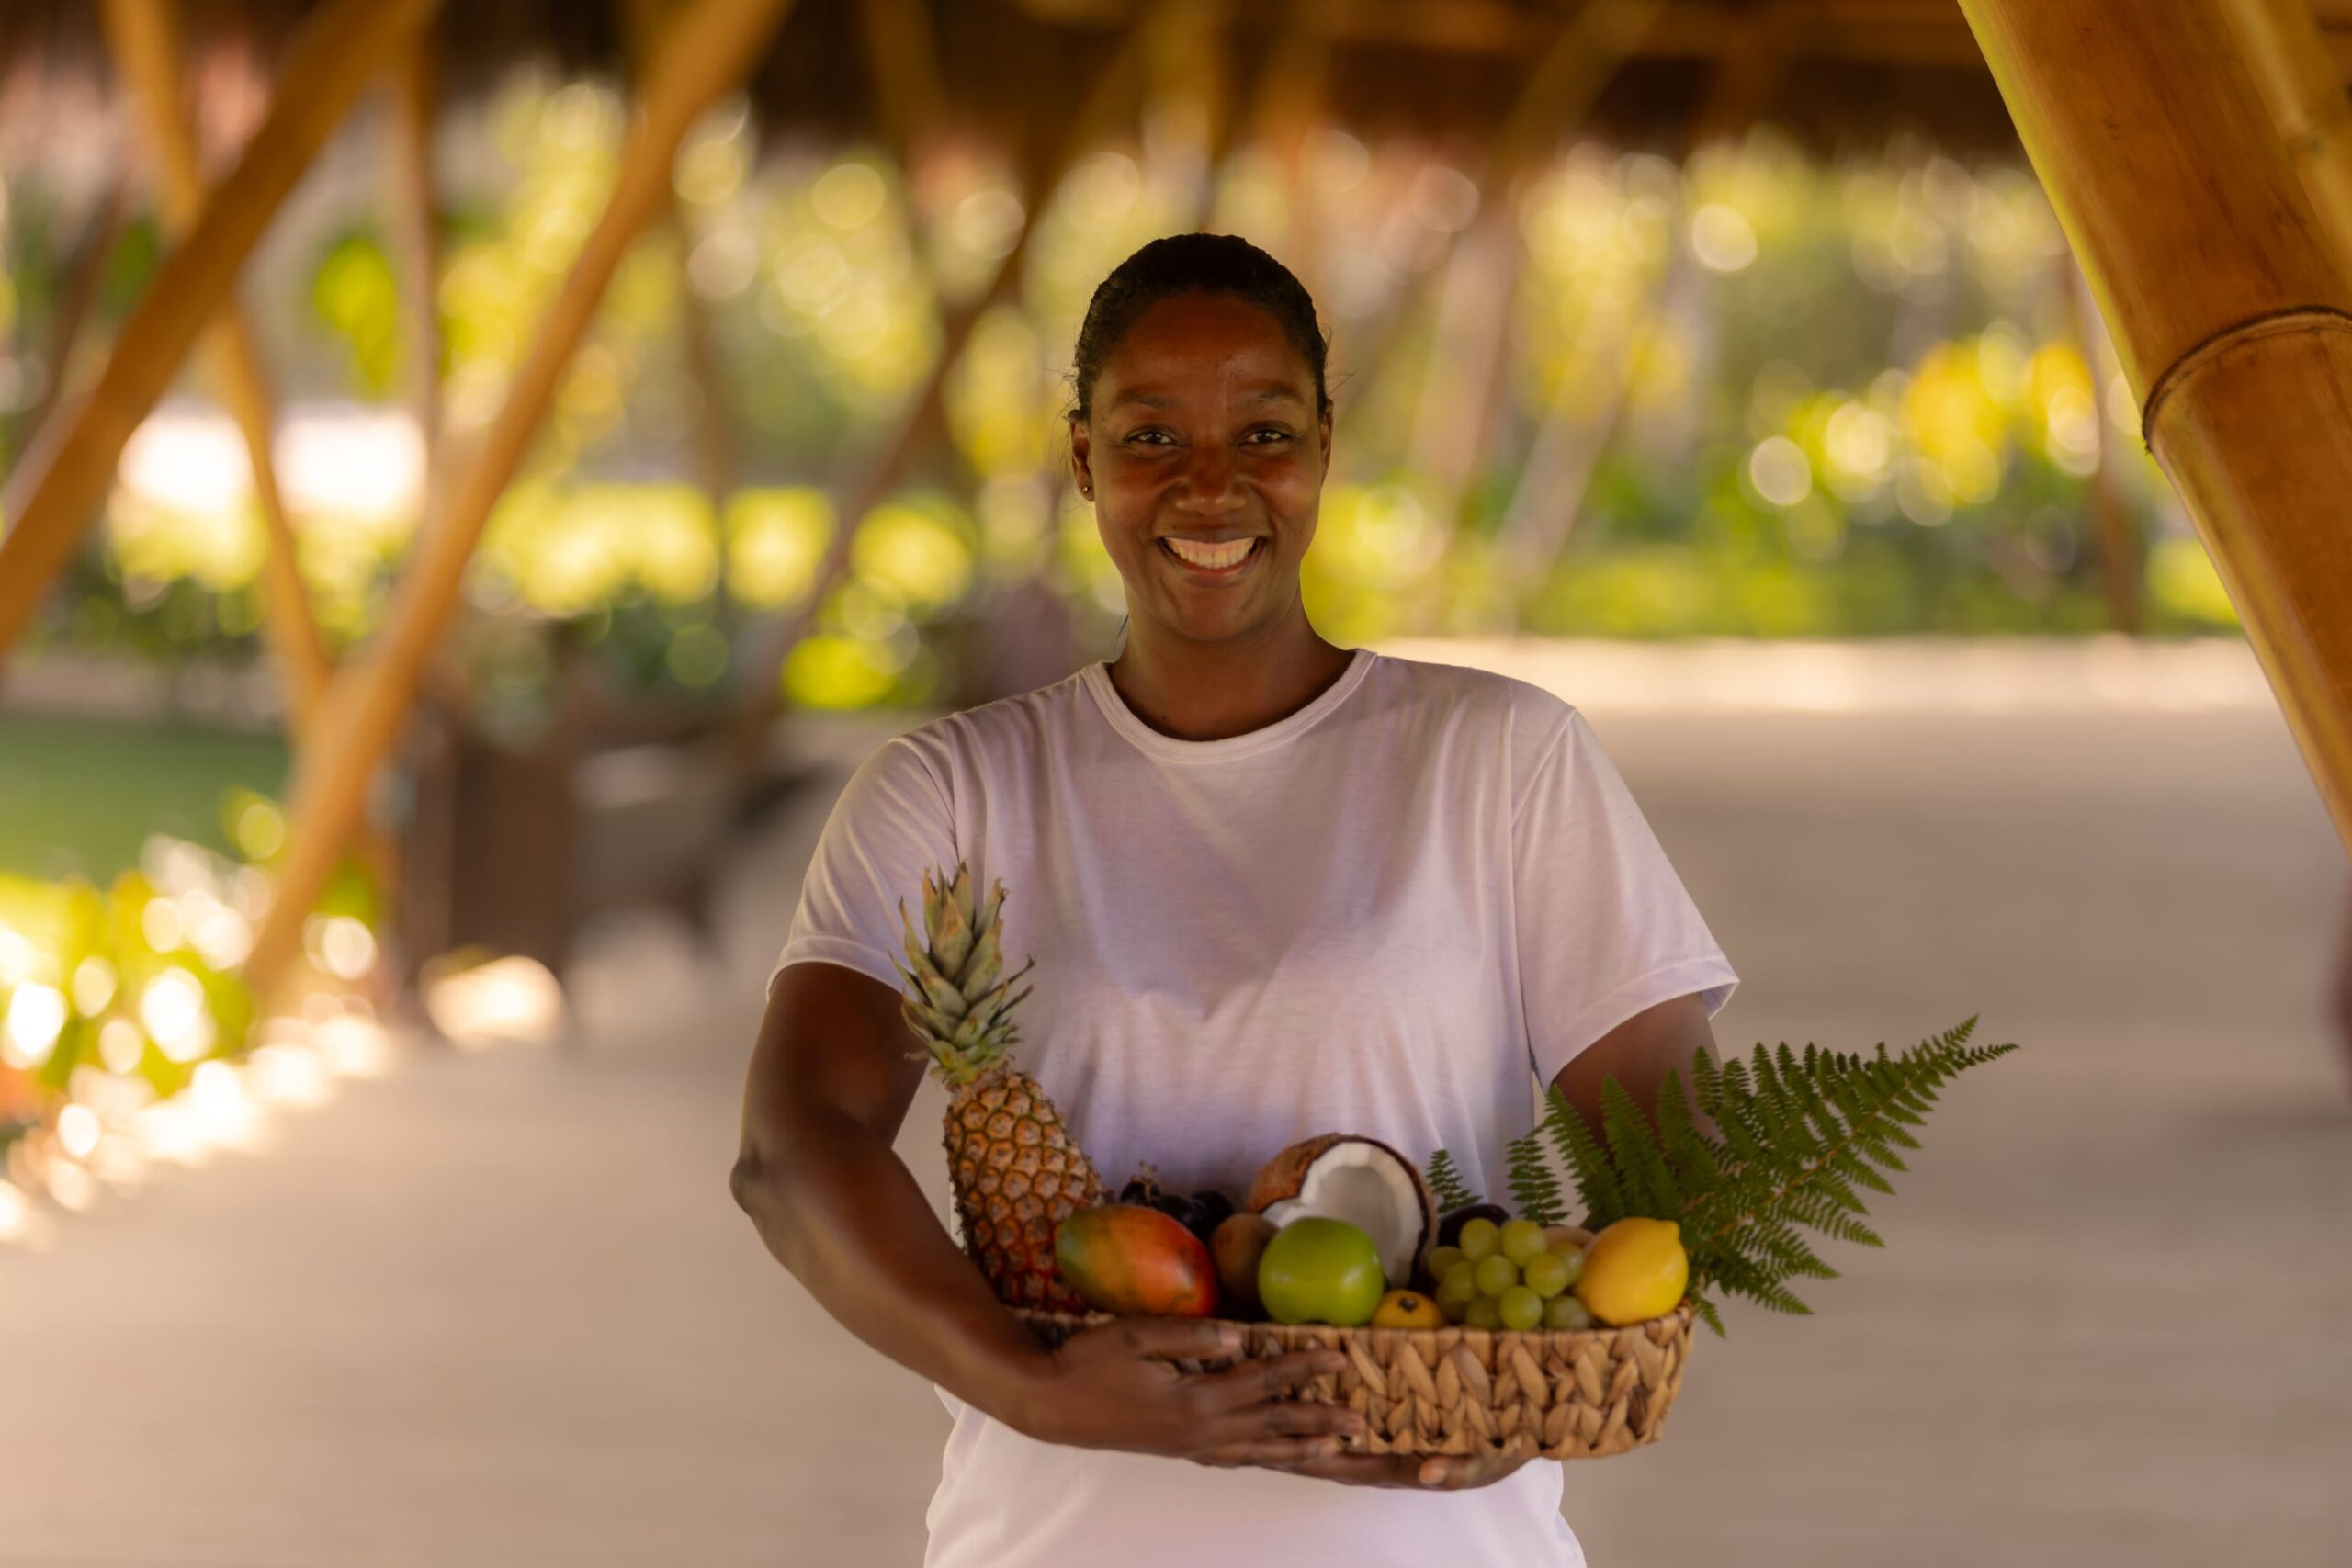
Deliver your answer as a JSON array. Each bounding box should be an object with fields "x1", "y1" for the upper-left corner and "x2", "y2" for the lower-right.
[{"x1": 4, "y1": 647, "x2": 2347, "y2": 1567}]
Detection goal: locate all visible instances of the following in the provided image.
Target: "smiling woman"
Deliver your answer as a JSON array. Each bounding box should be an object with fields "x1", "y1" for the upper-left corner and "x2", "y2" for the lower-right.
[
  {"x1": 1066, "y1": 235, "x2": 1349, "y2": 740},
  {"x1": 732, "y1": 231, "x2": 1737, "y2": 1568}
]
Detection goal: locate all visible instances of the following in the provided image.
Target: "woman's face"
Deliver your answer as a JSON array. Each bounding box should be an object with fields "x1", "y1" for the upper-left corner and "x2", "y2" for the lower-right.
[{"x1": 1069, "y1": 292, "x2": 1332, "y2": 647}]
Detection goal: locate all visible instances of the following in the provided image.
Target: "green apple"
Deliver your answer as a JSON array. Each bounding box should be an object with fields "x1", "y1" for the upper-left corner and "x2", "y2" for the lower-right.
[{"x1": 1258, "y1": 1217, "x2": 1387, "y2": 1327}]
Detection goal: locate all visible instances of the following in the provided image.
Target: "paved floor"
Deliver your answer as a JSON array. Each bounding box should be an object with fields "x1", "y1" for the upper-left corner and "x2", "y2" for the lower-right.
[{"x1": 4, "y1": 646, "x2": 2348, "y2": 1567}]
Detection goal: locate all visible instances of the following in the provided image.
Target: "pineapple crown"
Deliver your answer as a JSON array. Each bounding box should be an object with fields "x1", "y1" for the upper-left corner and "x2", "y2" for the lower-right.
[{"x1": 894, "y1": 863, "x2": 1035, "y2": 1088}]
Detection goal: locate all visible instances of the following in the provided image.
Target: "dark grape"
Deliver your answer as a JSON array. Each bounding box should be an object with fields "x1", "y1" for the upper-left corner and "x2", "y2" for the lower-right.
[
  {"x1": 1190, "y1": 1190, "x2": 1236, "y2": 1235},
  {"x1": 1118, "y1": 1179, "x2": 1152, "y2": 1206},
  {"x1": 1148, "y1": 1193, "x2": 1203, "y2": 1233}
]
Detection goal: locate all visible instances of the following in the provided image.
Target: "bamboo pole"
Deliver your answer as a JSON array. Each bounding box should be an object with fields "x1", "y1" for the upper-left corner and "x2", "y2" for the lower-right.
[
  {"x1": 2222, "y1": 0, "x2": 2352, "y2": 277},
  {"x1": 389, "y1": 33, "x2": 441, "y2": 474},
  {"x1": 626, "y1": 0, "x2": 741, "y2": 630},
  {"x1": 1495, "y1": 6, "x2": 1792, "y2": 584},
  {"x1": 858, "y1": 0, "x2": 948, "y2": 171},
  {"x1": 1330, "y1": 0, "x2": 1664, "y2": 429},
  {"x1": 1403, "y1": 205, "x2": 1521, "y2": 528},
  {"x1": 17, "y1": 174, "x2": 125, "y2": 452},
  {"x1": 2058, "y1": 256, "x2": 2143, "y2": 633},
  {"x1": 101, "y1": 0, "x2": 334, "y2": 726},
  {"x1": 0, "y1": 0, "x2": 443, "y2": 664},
  {"x1": 243, "y1": 0, "x2": 800, "y2": 997},
  {"x1": 1958, "y1": 0, "x2": 2352, "y2": 853},
  {"x1": 1245, "y1": 0, "x2": 1335, "y2": 292}
]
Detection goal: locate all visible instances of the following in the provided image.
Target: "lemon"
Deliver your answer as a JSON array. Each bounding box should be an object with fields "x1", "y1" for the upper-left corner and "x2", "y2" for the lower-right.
[
  {"x1": 1571, "y1": 1218, "x2": 1689, "y2": 1326},
  {"x1": 1370, "y1": 1289, "x2": 1446, "y2": 1329}
]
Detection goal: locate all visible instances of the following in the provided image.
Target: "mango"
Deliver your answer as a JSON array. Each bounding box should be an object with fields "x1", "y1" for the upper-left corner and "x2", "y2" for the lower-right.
[{"x1": 1054, "y1": 1204, "x2": 1220, "y2": 1317}]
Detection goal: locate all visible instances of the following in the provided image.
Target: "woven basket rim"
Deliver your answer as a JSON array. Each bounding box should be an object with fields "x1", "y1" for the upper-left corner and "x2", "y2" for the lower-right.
[{"x1": 1013, "y1": 1298, "x2": 1697, "y2": 1342}]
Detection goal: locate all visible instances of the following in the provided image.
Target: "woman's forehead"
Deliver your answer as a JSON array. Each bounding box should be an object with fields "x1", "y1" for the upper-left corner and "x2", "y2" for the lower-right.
[{"x1": 1095, "y1": 294, "x2": 1316, "y2": 400}]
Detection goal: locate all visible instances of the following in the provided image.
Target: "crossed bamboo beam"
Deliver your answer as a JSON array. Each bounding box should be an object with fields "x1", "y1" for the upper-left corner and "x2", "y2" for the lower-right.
[
  {"x1": 0, "y1": 0, "x2": 445, "y2": 663},
  {"x1": 243, "y1": 0, "x2": 801, "y2": 995}
]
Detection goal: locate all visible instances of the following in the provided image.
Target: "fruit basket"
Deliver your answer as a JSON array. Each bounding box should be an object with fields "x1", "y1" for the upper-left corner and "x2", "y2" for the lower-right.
[
  {"x1": 894, "y1": 863, "x2": 2011, "y2": 1469},
  {"x1": 1014, "y1": 1303, "x2": 1696, "y2": 1461}
]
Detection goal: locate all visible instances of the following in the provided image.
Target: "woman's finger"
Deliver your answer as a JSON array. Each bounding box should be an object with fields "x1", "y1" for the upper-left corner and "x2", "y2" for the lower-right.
[
  {"x1": 1261, "y1": 1450, "x2": 1427, "y2": 1488},
  {"x1": 1192, "y1": 1348, "x2": 1346, "y2": 1412},
  {"x1": 1095, "y1": 1318, "x2": 1242, "y2": 1363},
  {"x1": 1412, "y1": 1454, "x2": 1532, "y2": 1490},
  {"x1": 1252, "y1": 1398, "x2": 1363, "y2": 1438},
  {"x1": 1191, "y1": 1435, "x2": 1349, "y2": 1471}
]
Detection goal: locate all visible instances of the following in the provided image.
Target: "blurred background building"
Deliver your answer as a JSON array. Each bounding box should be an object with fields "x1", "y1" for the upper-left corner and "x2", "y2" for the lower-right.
[{"x1": 0, "y1": 2, "x2": 2347, "y2": 1563}]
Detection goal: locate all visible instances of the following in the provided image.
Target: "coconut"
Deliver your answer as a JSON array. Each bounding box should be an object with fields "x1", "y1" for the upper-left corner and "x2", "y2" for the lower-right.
[{"x1": 1246, "y1": 1134, "x2": 1438, "y2": 1288}]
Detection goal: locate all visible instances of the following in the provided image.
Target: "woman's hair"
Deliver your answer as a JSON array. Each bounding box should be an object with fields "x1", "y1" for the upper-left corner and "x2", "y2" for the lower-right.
[{"x1": 1069, "y1": 232, "x2": 1330, "y2": 422}]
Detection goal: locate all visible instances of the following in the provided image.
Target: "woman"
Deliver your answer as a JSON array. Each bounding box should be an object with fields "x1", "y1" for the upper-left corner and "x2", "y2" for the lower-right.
[{"x1": 731, "y1": 234, "x2": 1737, "y2": 1567}]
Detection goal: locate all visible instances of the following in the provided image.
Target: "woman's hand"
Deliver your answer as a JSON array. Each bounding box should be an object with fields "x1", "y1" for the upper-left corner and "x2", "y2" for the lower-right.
[
  {"x1": 1004, "y1": 1317, "x2": 1365, "y2": 1467},
  {"x1": 1001, "y1": 1319, "x2": 1531, "y2": 1487}
]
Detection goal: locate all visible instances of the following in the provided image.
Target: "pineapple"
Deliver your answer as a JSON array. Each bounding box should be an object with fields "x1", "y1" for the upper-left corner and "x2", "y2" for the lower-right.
[{"x1": 896, "y1": 863, "x2": 1103, "y2": 1313}]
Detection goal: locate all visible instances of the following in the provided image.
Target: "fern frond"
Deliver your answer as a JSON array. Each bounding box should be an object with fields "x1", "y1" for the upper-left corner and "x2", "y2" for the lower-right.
[
  {"x1": 1422, "y1": 1147, "x2": 1480, "y2": 1212},
  {"x1": 1550, "y1": 1020, "x2": 2013, "y2": 1336},
  {"x1": 1541, "y1": 1085, "x2": 1632, "y2": 1227},
  {"x1": 1502, "y1": 1129, "x2": 1566, "y2": 1225}
]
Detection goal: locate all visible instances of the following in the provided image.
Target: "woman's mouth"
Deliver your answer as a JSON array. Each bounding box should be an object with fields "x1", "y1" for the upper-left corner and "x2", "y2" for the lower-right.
[{"x1": 1159, "y1": 536, "x2": 1264, "y2": 577}]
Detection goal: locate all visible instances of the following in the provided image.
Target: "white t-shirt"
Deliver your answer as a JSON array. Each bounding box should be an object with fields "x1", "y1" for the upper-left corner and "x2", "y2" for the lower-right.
[{"x1": 773, "y1": 647, "x2": 1737, "y2": 1568}]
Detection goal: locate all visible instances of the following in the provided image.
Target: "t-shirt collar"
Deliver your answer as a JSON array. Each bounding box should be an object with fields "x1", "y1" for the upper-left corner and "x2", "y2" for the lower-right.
[{"x1": 1080, "y1": 648, "x2": 1374, "y2": 762}]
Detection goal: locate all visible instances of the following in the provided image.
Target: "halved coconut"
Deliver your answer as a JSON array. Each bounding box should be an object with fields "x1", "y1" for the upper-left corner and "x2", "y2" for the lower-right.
[{"x1": 1246, "y1": 1134, "x2": 1438, "y2": 1288}]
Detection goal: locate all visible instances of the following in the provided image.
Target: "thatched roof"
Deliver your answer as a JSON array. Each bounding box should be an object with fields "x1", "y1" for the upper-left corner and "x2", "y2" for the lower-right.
[{"x1": 12, "y1": 0, "x2": 2308, "y2": 173}]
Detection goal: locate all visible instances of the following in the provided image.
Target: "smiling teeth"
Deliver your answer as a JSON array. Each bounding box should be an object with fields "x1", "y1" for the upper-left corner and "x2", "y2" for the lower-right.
[{"x1": 1166, "y1": 537, "x2": 1255, "y2": 570}]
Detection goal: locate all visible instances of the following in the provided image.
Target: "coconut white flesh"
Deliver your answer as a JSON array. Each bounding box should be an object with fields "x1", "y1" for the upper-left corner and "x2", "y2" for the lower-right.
[{"x1": 1260, "y1": 1148, "x2": 1426, "y2": 1286}]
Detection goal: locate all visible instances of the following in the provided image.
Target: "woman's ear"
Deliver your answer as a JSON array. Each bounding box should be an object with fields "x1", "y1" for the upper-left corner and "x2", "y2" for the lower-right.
[{"x1": 1069, "y1": 416, "x2": 1095, "y2": 500}]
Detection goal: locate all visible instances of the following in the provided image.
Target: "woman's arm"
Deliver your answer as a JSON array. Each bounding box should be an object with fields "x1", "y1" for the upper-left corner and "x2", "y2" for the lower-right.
[
  {"x1": 1549, "y1": 990, "x2": 1719, "y2": 1144},
  {"x1": 730, "y1": 959, "x2": 1360, "y2": 1464},
  {"x1": 730, "y1": 960, "x2": 1046, "y2": 1417}
]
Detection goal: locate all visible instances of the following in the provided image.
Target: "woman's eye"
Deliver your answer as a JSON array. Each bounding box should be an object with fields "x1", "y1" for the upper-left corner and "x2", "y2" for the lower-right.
[
  {"x1": 1245, "y1": 428, "x2": 1295, "y2": 446},
  {"x1": 1124, "y1": 430, "x2": 1173, "y2": 446}
]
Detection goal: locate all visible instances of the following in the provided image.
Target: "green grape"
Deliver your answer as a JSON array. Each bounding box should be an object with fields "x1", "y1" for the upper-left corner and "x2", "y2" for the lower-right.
[
  {"x1": 1456, "y1": 1218, "x2": 1501, "y2": 1262},
  {"x1": 1551, "y1": 1247, "x2": 1584, "y2": 1289},
  {"x1": 1473, "y1": 1254, "x2": 1520, "y2": 1298},
  {"x1": 1544, "y1": 1295, "x2": 1593, "y2": 1332},
  {"x1": 1440, "y1": 1292, "x2": 1470, "y2": 1325},
  {"x1": 1498, "y1": 1285, "x2": 1544, "y2": 1332},
  {"x1": 1520, "y1": 1251, "x2": 1571, "y2": 1299},
  {"x1": 1499, "y1": 1219, "x2": 1547, "y2": 1267},
  {"x1": 1435, "y1": 1263, "x2": 1479, "y2": 1310},
  {"x1": 1423, "y1": 1246, "x2": 1466, "y2": 1281},
  {"x1": 1463, "y1": 1295, "x2": 1504, "y2": 1330}
]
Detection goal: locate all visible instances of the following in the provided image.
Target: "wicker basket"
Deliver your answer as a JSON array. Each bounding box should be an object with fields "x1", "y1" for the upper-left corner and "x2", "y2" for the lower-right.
[{"x1": 1016, "y1": 1303, "x2": 1696, "y2": 1461}]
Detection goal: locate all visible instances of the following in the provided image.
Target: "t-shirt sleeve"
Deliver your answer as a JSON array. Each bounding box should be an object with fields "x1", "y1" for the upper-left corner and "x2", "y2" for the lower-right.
[
  {"x1": 767, "y1": 735, "x2": 957, "y2": 998},
  {"x1": 1513, "y1": 709, "x2": 1738, "y2": 1087}
]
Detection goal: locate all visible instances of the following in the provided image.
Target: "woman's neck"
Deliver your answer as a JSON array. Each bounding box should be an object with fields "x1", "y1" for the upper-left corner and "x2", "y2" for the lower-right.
[{"x1": 1106, "y1": 615, "x2": 1354, "y2": 742}]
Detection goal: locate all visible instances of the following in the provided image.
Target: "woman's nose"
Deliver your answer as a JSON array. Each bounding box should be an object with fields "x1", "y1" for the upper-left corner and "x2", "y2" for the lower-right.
[{"x1": 1174, "y1": 445, "x2": 1246, "y2": 513}]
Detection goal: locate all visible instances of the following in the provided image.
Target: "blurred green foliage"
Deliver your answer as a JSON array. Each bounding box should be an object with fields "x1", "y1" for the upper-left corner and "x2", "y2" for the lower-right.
[{"x1": 0, "y1": 81, "x2": 2244, "y2": 717}]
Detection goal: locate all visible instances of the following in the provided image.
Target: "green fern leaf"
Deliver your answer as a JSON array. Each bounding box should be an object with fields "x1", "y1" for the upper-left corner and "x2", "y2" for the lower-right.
[
  {"x1": 1544, "y1": 1020, "x2": 2013, "y2": 1336},
  {"x1": 1422, "y1": 1147, "x2": 1480, "y2": 1212}
]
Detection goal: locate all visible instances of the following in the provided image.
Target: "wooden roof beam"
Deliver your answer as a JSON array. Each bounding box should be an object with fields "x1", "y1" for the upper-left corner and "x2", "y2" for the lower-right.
[
  {"x1": 859, "y1": 0, "x2": 951, "y2": 170},
  {"x1": 244, "y1": 0, "x2": 803, "y2": 998},
  {"x1": 99, "y1": 0, "x2": 334, "y2": 728},
  {"x1": 1960, "y1": 0, "x2": 2352, "y2": 852},
  {"x1": 0, "y1": 0, "x2": 444, "y2": 664}
]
